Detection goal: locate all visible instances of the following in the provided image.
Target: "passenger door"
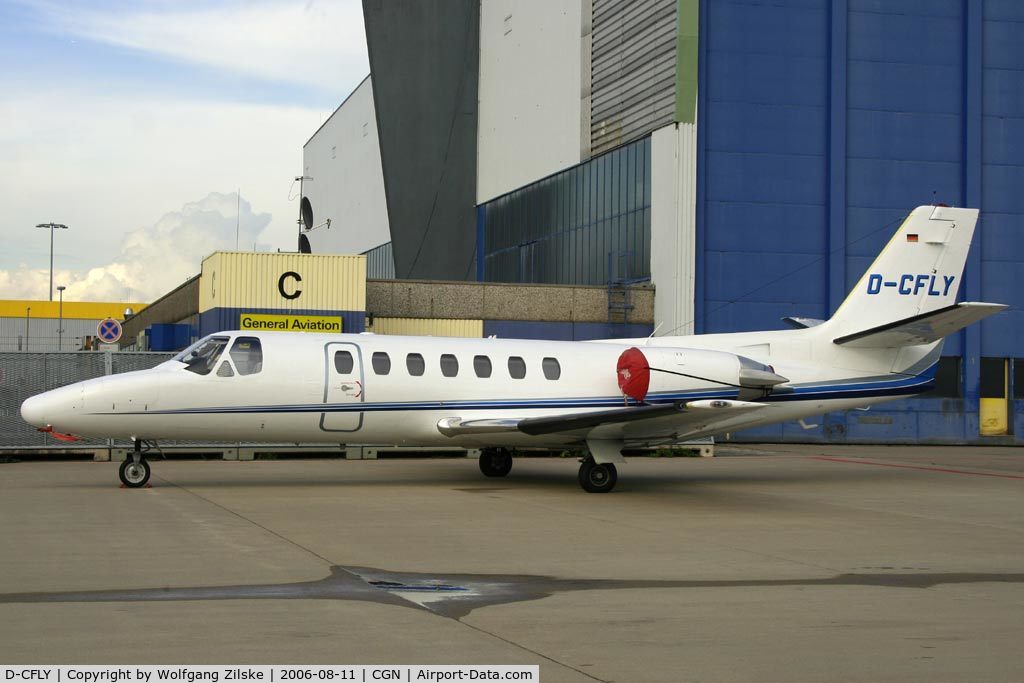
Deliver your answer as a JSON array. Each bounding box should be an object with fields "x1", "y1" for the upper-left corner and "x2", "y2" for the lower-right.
[{"x1": 321, "y1": 342, "x2": 364, "y2": 432}]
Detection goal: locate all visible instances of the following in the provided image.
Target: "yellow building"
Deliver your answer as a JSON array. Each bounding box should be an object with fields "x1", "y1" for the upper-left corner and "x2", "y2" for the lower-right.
[{"x1": 0, "y1": 300, "x2": 147, "y2": 352}]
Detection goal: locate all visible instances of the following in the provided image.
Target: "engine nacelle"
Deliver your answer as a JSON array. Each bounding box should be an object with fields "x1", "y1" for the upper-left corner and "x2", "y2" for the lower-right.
[{"x1": 616, "y1": 346, "x2": 787, "y2": 402}]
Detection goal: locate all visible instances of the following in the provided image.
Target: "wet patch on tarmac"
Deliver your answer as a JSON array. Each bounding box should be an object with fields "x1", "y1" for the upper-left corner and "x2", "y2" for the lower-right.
[{"x1": 1, "y1": 566, "x2": 1022, "y2": 619}]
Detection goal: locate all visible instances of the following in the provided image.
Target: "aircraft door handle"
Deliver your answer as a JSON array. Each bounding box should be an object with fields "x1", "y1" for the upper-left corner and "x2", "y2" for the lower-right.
[{"x1": 339, "y1": 381, "x2": 363, "y2": 398}]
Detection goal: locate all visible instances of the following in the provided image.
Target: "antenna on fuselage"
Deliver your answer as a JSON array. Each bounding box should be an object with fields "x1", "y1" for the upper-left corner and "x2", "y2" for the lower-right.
[{"x1": 645, "y1": 322, "x2": 663, "y2": 345}]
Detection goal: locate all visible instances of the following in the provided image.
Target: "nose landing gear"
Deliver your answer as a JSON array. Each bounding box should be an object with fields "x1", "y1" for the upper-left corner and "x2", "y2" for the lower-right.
[{"x1": 119, "y1": 439, "x2": 152, "y2": 488}]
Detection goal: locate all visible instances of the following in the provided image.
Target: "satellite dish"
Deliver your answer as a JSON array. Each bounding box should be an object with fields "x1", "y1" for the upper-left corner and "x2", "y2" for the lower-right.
[{"x1": 300, "y1": 197, "x2": 313, "y2": 231}]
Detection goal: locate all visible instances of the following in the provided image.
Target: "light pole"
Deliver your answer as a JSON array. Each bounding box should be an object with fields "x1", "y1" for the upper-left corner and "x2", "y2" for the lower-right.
[
  {"x1": 35, "y1": 222, "x2": 68, "y2": 301},
  {"x1": 25, "y1": 307, "x2": 30, "y2": 352},
  {"x1": 57, "y1": 285, "x2": 66, "y2": 351}
]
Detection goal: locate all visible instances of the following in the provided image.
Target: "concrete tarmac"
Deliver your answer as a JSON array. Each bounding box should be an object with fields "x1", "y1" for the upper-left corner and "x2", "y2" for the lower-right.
[{"x1": 0, "y1": 445, "x2": 1022, "y2": 682}]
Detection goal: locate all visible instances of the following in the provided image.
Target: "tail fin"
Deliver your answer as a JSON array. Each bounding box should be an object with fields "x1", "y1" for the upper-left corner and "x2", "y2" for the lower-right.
[{"x1": 828, "y1": 206, "x2": 979, "y2": 338}]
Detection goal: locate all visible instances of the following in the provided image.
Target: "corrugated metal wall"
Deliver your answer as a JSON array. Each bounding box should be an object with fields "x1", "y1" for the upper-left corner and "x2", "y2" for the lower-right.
[
  {"x1": 479, "y1": 136, "x2": 652, "y2": 286},
  {"x1": 482, "y1": 320, "x2": 653, "y2": 341},
  {"x1": 364, "y1": 242, "x2": 396, "y2": 279},
  {"x1": 0, "y1": 301, "x2": 143, "y2": 319},
  {"x1": 364, "y1": 0, "x2": 480, "y2": 280},
  {"x1": 369, "y1": 317, "x2": 483, "y2": 337},
  {"x1": 591, "y1": 0, "x2": 678, "y2": 154},
  {"x1": 697, "y1": 0, "x2": 1024, "y2": 444},
  {"x1": 978, "y1": 0, "x2": 1024, "y2": 358},
  {"x1": 0, "y1": 318, "x2": 113, "y2": 352},
  {"x1": 649, "y1": 122, "x2": 697, "y2": 338},
  {"x1": 199, "y1": 252, "x2": 366, "y2": 313},
  {"x1": 698, "y1": 0, "x2": 830, "y2": 334},
  {"x1": 0, "y1": 300, "x2": 144, "y2": 352}
]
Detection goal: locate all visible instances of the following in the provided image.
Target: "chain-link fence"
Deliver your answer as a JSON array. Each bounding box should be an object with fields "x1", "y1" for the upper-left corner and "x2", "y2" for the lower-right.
[
  {"x1": 0, "y1": 352, "x2": 173, "y2": 448},
  {"x1": 0, "y1": 352, "x2": 356, "y2": 454}
]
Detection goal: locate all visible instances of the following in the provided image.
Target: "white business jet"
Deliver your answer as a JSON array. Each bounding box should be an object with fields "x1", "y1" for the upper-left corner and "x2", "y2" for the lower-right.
[{"x1": 21, "y1": 206, "x2": 1005, "y2": 492}]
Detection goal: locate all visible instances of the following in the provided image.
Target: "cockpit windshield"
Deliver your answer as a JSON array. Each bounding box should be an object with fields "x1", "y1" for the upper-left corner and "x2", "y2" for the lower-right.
[{"x1": 173, "y1": 336, "x2": 230, "y2": 375}]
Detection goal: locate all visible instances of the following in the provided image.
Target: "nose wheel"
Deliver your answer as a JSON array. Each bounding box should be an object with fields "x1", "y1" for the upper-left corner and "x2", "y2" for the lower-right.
[
  {"x1": 119, "y1": 440, "x2": 152, "y2": 488},
  {"x1": 119, "y1": 458, "x2": 151, "y2": 487}
]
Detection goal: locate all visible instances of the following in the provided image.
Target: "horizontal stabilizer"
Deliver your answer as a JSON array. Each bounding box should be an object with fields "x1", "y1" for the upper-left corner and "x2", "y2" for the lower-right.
[{"x1": 833, "y1": 302, "x2": 1006, "y2": 348}]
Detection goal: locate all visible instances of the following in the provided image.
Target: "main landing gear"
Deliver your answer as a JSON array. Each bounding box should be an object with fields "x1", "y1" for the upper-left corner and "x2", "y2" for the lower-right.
[
  {"x1": 578, "y1": 456, "x2": 617, "y2": 493},
  {"x1": 477, "y1": 444, "x2": 621, "y2": 493},
  {"x1": 577, "y1": 439, "x2": 625, "y2": 493},
  {"x1": 479, "y1": 447, "x2": 513, "y2": 477},
  {"x1": 119, "y1": 439, "x2": 152, "y2": 488}
]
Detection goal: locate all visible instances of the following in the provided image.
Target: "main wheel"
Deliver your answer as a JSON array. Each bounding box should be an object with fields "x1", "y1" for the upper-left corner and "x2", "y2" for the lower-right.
[
  {"x1": 119, "y1": 458, "x2": 151, "y2": 488},
  {"x1": 479, "y1": 449, "x2": 513, "y2": 477},
  {"x1": 578, "y1": 458, "x2": 617, "y2": 493}
]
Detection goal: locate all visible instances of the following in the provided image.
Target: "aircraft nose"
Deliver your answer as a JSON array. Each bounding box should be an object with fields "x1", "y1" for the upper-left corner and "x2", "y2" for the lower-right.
[
  {"x1": 20, "y1": 384, "x2": 82, "y2": 428},
  {"x1": 20, "y1": 393, "x2": 49, "y2": 427}
]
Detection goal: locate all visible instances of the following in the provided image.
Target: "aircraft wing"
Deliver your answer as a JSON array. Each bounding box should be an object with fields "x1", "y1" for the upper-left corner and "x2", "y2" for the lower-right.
[
  {"x1": 833, "y1": 302, "x2": 1006, "y2": 348},
  {"x1": 436, "y1": 399, "x2": 769, "y2": 441}
]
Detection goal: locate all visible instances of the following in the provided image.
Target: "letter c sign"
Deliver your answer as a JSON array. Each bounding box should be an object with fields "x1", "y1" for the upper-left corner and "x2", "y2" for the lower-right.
[{"x1": 278, "y1": 271, "x2": 302, "y2": 300}]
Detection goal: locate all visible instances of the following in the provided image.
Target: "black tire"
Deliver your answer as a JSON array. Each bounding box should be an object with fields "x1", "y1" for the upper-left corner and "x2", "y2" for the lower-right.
[
  {"x1": 578, "y1": 460, "x2": 617, "y2": 493},
  {"x1": 479, "y1": 449, "x2": 513, "y2": 477},
  {"x1": 119, "y1": 458, "x2": 151, "y2": 488}
]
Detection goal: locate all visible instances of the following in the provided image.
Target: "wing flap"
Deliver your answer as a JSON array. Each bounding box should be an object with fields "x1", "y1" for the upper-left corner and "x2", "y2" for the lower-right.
[
  {"x1": 517, "y1": 402, "x2": 685, "y2": 436},
  {"x1": 833, "y1": 302, "x2": 1006, "y2": 348},
  {"x1": 436, "y1": 399, "x2": 769, "y2": 438}
]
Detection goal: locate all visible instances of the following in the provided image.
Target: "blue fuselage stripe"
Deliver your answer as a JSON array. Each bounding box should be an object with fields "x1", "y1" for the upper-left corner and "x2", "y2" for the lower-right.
[{"x1": 105, "y1": 371, "x2": 936, "y2": 417}]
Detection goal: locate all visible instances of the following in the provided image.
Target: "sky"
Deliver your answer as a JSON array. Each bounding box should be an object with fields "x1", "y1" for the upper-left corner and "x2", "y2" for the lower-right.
[{"x1": 0, "y1": 0, "x2": 370, "y2": 303}]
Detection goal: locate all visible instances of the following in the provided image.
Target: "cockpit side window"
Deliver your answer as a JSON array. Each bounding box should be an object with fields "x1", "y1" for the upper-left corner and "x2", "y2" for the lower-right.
[
  {"x1": 229, "y1": 337, "x2": 263, "y2": 375},
  {"x1": 176, "y1": 336, "x2": 230, "y2": 376}
]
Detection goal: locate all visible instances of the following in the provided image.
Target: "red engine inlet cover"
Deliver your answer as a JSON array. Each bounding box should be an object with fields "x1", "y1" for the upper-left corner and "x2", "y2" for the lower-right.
[{"x1": 616, "y1": 347, "x2": 651, "y2": 402}]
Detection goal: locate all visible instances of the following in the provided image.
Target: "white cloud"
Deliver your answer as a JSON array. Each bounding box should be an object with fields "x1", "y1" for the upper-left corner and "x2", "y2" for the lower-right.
[
  {"x1": 0, "y1": 89, "x2": 326, "y2": 278},
  {"x1": 0, "y1": 192, "x2": 271, "y2": 302},
  {"x1": 0, "y1": 1, "x2": 367, "y2": 301},
  {"x1": 22, "y1": 0, "x2": 369, "y2": 92}
]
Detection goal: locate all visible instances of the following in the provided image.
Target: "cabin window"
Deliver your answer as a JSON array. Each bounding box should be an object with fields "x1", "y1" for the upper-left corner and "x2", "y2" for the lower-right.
[
  {"x1": 372, "y1": 352, "x2": 391, "y2": 375},
  {"x1": 229, "y1": 337, "x2": 263, "y2": 375},
  {"x1": 216, "y1": 361, "x2": 234, "y2": 377},
  {"x1": 508, "y1": 356, "x2": 526, "y2": 379},
  {"x1": 440, "y1": 354, "x2": 459, "y2": 377},
  {"x1": 473, "y1": 355, "x2": 492, "y2": 378},
  {"x1": 542, "y1": 357, "x2": 561, "y2": 380},
  {"x1": 178, "y1": 336, "x2": 229, "y2": 376},
  {"x1": 334, "y1": 350, "x2": 354, "y2": 374},
  {"x1": 406, "y1": 353, "x2": 425, "y2": 376}
]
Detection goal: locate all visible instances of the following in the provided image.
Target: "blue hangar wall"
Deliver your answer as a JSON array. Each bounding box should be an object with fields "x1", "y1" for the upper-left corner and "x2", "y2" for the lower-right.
[{"x1": 696, "y1": 0, "x2": 1024, "y2": 443}]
